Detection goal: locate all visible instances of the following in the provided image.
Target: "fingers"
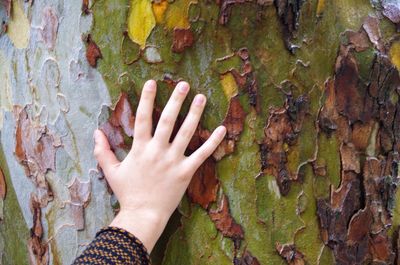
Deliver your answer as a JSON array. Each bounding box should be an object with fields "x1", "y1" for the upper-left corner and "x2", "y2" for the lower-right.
[
  {"x1": 185, "y1": 126, "x2": 226, "y2": 169},
  {"x1": 153, "y1": 81, "x2": 190, "y2": 143},
  {"x1": 93, "y1": 129, "x2": 120, "y2": 177},
  {"x1": 134, "y1": 80, "x2": 157, "y2": 141},
  {"x1": 172, "y1": 94, "x2": 207, "y2": 153}
]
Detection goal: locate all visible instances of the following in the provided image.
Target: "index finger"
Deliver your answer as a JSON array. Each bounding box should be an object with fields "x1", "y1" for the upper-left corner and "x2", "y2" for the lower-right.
[{"x1": 134, "y1": 80, "x2": 157, "y2": 141}]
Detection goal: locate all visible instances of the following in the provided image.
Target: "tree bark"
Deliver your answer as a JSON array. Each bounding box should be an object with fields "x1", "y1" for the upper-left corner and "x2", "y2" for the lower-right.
[{"x1": 0, "y1": 0, "x2": 399, "y2": 264}]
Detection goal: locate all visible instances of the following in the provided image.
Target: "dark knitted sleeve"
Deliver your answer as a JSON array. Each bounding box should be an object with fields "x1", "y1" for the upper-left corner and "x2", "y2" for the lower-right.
[{"x1": 72, "y1": 226, "x2": 151, "y2": 265}]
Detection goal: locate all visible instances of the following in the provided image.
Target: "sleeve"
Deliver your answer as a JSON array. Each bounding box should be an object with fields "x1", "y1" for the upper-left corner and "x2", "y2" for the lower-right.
[{"x1": 72, "y1": 226, "x2": 151, "y2": 265}]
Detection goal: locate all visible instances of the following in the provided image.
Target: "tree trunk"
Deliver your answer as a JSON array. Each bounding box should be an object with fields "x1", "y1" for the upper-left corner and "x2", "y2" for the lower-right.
[{"x1": 1, "y1": 0, "x2": 400, "y2": 264}]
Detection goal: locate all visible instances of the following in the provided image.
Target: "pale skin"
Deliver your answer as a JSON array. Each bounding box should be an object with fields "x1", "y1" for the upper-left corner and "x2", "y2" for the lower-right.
[{"x1": 93, "y1": 80, "x2": 227, "y2": 253}]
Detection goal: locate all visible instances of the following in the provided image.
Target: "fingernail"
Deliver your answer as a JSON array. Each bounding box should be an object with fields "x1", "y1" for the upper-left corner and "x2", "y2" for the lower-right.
[
  {"x1": 144, "y1": 80, "x2": 156, "y2": 91},
  {"x1": 194, "y1": 94, "x2": 205, "y2": 106},
  {"x1": 178, "y1": 82, "x2": 189, "y2": 93},
  {"x1": 217, "y1": 126, "x2": 226, "y2": 136}
]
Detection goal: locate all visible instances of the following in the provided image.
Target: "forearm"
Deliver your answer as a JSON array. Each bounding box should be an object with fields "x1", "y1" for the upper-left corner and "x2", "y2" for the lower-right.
[{"x1": 72, "y1": 226, "x2": 151, "y2": 265}]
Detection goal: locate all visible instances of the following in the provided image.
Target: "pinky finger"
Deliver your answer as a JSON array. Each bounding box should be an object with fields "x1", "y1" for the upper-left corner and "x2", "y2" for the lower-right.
[{"x1": 186, "y1": 125, "x2": 226, "y2": 169}]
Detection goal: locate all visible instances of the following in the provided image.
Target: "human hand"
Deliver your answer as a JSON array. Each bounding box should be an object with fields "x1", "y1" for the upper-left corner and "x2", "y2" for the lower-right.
[{"x1": 93, "y1": 80, "x2": 226, "y2": 253}]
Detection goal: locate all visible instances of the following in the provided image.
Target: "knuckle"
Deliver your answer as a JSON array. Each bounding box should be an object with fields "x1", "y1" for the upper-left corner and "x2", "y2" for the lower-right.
[
  {"x1": 197, "y1": 150, "x2": 209, "y2": 161},
  {"x1": 165, "y1": 156, "x2": 177, "y2": 167},
  {"x1": 176, "y1": 167, "x2": 192, "y2": 182},
  {"x1": 160, "y1": 114, "x2": 173, "y2": 125},
  {"x1": 164, "y1": 149, "x2": 179, "y2": 163},
  {"x1": 141, "y1": 91, "x2": 152, "y2": 100},
  {"x1": 135, "y1": 112, "x2": 148, "y2": 123},
  {"x1": 180, "y1": 126, "x2": 194, "y2": 139}
]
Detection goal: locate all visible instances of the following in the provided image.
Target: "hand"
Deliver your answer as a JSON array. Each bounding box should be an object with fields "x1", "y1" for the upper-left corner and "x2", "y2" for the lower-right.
[{"x1": 93, "y1": 80, "x2": 226, "y2": 253}]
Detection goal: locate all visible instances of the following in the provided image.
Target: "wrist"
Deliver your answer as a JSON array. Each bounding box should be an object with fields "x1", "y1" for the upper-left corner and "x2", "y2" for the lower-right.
[{"x1": 109, "y1": 207, "x2": 169, "y2": 253}]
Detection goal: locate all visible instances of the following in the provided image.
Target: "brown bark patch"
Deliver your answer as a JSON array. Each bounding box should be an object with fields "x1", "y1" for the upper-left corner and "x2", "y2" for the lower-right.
[
  {"x1": 40, "y1": 7, "x2": 58, "y2": 51},
  {"x1": 14, "y1": 106, "x2": 57, "y2": 206},
  {"x1": 334, "y1": 50, "x2": 364, "y2": 123},
  {"x1": 210, "y1": 95, "x2": 246, "y2": 160},
  {"x1": 260, "y1": 92, "x2": 309, "y2": 195},
  {"x1": 86, "y1": 34, "x2": 102, "y2": 67},
  {"x1": 15, "y1": 108, "x2": 57, "y2": 178},
  {"x1": 223, "y1": 95, "x2": 246, "y2": 141},
  {"x1": 99, "y1": 122, "x2": 125, "y2": 150},
  {"x1": 172, "y1": 28, "x2": 194, "y2": 53},
  {"x1": 209, "y1": 195, "x2": 244, "y2": 240},
  {"x1": 235, "y1": 250, "x2": 261, "y2": 265},
  {"x1": 28, "y1": 195, "x2": 49, "y2": 265},
  {"x1": 82, "y1": 0, "x2": 90, "y2": 14},
  {"x1": 274, "y1": 0, "x2": 305, "y2": 53},
  {"x1": 217, "y1": 0, "x2": 273, "y2": 25},
  {"x1": 109, "y1": 92, "x2": 135, "y2": 137},
  {"x1": 345, "y1": 30, "x2": 370, "y2": 52},
  {"x1": 0, "y1": 167, "x2": 6, "y2": 200},
  {"x1": 100, "y1": 92, "x2": 135, "y2": 150},
  {"x1": 276, "y1": 243, "x2": 305, "y2": 265},
  {"x1": 187, "y1": 157, "x2": 219, "y2": 209},
  {"x1": 362, "y1": 16, "x2": 384, "y2": 52},
  {"x1": 3, "y1": 0, "x2": 11, "y2": 17},
  {"x1": 68, "y1": 177, "x2": 91, "y2": 230}
]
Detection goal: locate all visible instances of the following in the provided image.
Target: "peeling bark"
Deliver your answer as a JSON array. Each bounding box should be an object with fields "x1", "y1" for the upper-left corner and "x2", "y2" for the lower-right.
[
  {"x1": 14, "y1": 106, "x2": 57, "y2": 206},
  {"x1": 260, "y1": 92, "x2": 309, "y2": 195},
  {"x1": 209, "y1": 195, "x2": 244, "y2": 240},
  {"x1": 274, "y1": 0, "x2": 305, "y2": 53},
  {"x1": 276, "y1": 243, "x2": 305, "y2": 265},
  {"x1": 28, "y1": 195, "x2": 49, "y2": 265},
  {"x1": 316, "y1": 22, "x2": 400, "y2": 263}
]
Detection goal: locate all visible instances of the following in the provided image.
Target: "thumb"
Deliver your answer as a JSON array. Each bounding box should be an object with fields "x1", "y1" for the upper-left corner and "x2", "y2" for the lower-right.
[{"x1": 93, "y1": 129, "x2": 120, "y2": 177}]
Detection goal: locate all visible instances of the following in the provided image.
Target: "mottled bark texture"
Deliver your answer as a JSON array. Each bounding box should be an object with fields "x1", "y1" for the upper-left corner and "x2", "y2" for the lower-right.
[{"x1": 0, "y1": 0, "x2": 400, "y2": 264}]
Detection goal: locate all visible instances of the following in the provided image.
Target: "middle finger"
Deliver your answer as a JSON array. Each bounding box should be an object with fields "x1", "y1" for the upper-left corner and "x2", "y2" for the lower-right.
[{"x1": 153, "y1": 81, "x2": 190, "y2": 143}]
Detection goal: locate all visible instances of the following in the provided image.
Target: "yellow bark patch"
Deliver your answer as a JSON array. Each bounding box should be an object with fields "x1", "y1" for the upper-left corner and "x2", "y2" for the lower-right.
[
  {"x1": 152, "y1": 0, "x2": 169, "y2": 24},
  {"x1": 127, "y1": 0, "x2": 156, "y2": 49},
  {"x1": 220, "y1": 73, "x2": 238, "y2": 99},
  {"x1": 165, "y1": 0, "x2": 197, "y2": 29},
  {"x1": 7, "y1": 0, "x2": 30, "y2": 49},
  {"x1": 390, "y1": 41, "x2": 400, "y2": 72},
  {"x1": 316, "y1": 0, "x2": 325, "y2": 17}
]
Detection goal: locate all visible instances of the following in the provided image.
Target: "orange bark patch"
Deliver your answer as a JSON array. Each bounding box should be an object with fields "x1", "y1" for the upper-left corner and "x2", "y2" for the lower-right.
[{"x1": 187, "y1": 157, "x2": 219, "y2": 209}]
